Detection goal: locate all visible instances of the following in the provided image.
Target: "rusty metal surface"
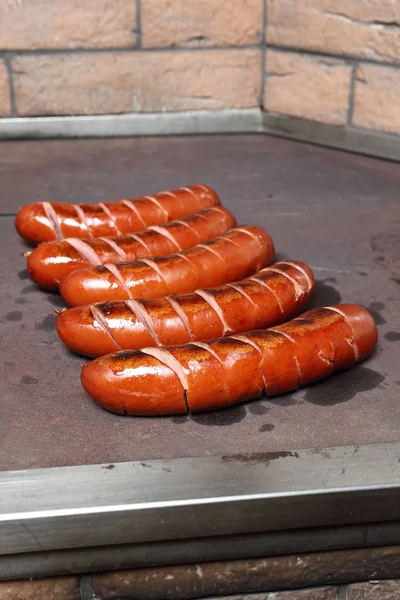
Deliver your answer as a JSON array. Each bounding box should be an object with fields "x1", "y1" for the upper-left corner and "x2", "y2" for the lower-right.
[{"x1": 0, "y1": 135, "x2": 399, "y2": 471}]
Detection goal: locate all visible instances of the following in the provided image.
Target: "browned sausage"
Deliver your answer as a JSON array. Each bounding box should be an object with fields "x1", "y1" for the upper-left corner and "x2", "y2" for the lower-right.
[
  {"x1": 26, "y1": 207, "x2": 235, "y2": 289},
  {"x1": 57, "y1": 261, "x2": 314, "y2": 357},
  {"x1": 81, "y1": 304, "x2": 378, "y2": 415},
  {"x1": 15, "y1": 184, "x2": 220, "y2": 243},
  {"x1": 60, "y1": 226, "x2": 275, "y2": 307}
]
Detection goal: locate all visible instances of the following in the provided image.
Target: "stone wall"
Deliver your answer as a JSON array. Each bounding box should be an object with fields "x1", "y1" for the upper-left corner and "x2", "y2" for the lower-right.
[{"x1": 0, "y1": 1, "x2": 399, "y2": 136}]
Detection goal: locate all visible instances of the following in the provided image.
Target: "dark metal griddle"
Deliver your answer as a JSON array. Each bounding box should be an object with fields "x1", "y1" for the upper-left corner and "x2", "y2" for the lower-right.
[{"x1": 1, "y1": 134, "x2": 399, "y2": 472}]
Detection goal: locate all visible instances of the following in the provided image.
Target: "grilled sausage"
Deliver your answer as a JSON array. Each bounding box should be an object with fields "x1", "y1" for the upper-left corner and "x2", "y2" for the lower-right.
[
  {"x1": 15, "y1": 184, "x2": 220, "y2": 244},
  {"x1": 57, "y1": 261, "x2": 314, "y2": 357},
  {"x1": 60, "y1": 226, "x2": 275, "y2": 307},
  {"x1": 26, "y1": 207, "x2": 236, "y2": 289},
  {"x1": 81, "y1": 304, "x2": 378, "y2": 415}
]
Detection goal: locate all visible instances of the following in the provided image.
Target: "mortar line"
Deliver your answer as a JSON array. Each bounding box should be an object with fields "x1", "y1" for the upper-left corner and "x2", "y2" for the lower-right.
[
  {"x1": 347, "y1": 62, "x2": 358, "y2": 125},
  {"x1": 136, "y1": 0, "x2": 142, "y2": 48},
  {"x1": 0, "y1": 44, "x2": 261, "y2": 58},
  {"x1": 337, "y1": 583, "x2": 348, "y2": 600},
  {"x1": 266, "y1": 44, "x2": 400, "y2": 69},
  {"x1": 3, "y1": 54, "x2": 18, "y2": 117},
  {"x1": 79, "y1": 574, "x2": 99, "y2": 600},
  {"x1": 259, "y1": 0, "x2": 268, "y2": 108},
  {"x1": 1, "y1": 43, "x2": 398, "y2": 68}
]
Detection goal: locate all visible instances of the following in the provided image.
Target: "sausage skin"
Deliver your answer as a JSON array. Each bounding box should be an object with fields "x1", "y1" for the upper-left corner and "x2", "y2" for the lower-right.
[
  {"x1": 60, "y1": 226, "x2": 275, "y2": 307},
  {"x1": 27, "y1": 207, "x2": 236, "y2": 289},
  {"x1": 57, "y1": 260, "x2": 314, "y2": 357},
  {"x1": 81, "y1": 304, "x2": 378, "y2": 416},
  {"x1": 15, "y1": 184, "x2": 220, "y2": 244}
]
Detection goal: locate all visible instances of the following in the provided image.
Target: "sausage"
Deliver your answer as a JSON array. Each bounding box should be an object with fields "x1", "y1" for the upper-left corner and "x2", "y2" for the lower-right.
[
  {"x1": 15, "y1": 184, "x2": 220, "y2": 244},
  {"x1": 26, "y1": 207, "x2": 236, "y2": 289},
  {"x1": 60, "y1": 226, "x2": 275, "y2": 307},
  {"x1": 81, "y1": 304, "x2": 378, "y2": 415},
  {"x1": 57, "y1": 260, "x2": 314, "y2": 357}
]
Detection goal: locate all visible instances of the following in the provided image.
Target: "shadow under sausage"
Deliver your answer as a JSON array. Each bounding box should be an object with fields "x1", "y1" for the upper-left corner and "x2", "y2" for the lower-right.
[
  {"x1": 191, "y1": 404, "x2": 248, "y2": 426},
  {"x1": 303, "y1": 365, "x2": 385, "y2": 406},
  {"x1": 306, "y1": 279, "x2": 342, "y2": 309}
]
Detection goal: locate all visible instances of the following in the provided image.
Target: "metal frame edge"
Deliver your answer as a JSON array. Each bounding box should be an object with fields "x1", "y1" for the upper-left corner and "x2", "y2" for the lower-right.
[
  {"x1": 0, "y1": 109, "x2": 263, "y2": 139},
  {"x1": 262, "y1": 113, "x2": 400, "y2": 162},
  {"x1": 0, "y1": 442, "x2": 399, "y2": 579},
  {"x1": 0, "y1": 110, "x2": 399, "y2": 161}
]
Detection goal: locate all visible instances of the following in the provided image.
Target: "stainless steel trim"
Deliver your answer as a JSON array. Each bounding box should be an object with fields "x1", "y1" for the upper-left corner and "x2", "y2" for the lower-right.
[
  {"x1": 1, "y1": 443, "x2": 399, "y2": 572},
  {"x1": 2, "y1": 522, "x2": 400, "y2": 580},
  {"x1": 262, "y1": 113, "x2": 400, "y2": 161},
  {"x1": 0, "y1": 110, "x2": 399, "y2": 161},
  {"x1": 0, "y1": 110, "x2": 263, "y2": 139}
]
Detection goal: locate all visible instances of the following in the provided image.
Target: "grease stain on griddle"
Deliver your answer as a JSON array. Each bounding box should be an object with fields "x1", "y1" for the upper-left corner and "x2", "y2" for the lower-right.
[
  {"x1": 21, "y1": 284, "x2": 37, "y2": 294},
  {"x1": 21, "y1": 375, "x2": 38, "y2": 384},
  {"x1": 259, "y1": 423, "x2": 275, "y2": 433},
  {"x1": 15, "y1": 297, "x2": 28, "y2": 304},
  {"x1": 192, "y1": 405, "x2": 247, "y2": 426},
  {"x1": 4, "y1": 361, "x2": 14, "y2": 367},
  {"x1": 371, "y1": 233, "x2": 400, "y2": 269},
  {"x1": 358, "y1": 271, "x2": 367, "y2": 276},
  {"x1": 304, "y1": 366, "x2": 385, "y2": 406},
  {"x1": 366, "y1": 302, "x2": 386, "y2": 325},
  {"x1": 308, "y1": 279, "x2": 342, "y2": 308},
  {"x1": 18, "y1": 269, "x2": 30, "y2": 280},
  {"x1": 6, "y1": 311, "x2": 23, "y2": 321},
  {"x1": 46, "y1": 293, "x2": 65, "y2": 308},
  {"x1": 221, "y1": 451, "x2": 299, "y2": 465},
  {"x1": 35, "y1": 315, "x2": 56, "y2": 331},
  {"x1": 310, "y1": 448, "x2": 331, "y2": 459},
  {"x1": 248, "y1": 403, "x2": 269, "y2": 415},
  {"x1": 384, "y1": 331, "x2": 400, "y2": 342}
]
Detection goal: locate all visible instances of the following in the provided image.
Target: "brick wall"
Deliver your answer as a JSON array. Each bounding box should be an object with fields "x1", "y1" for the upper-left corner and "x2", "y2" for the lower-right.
[{"x1": 0, "y1": 0, "x2": 399, "y2": 137}]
